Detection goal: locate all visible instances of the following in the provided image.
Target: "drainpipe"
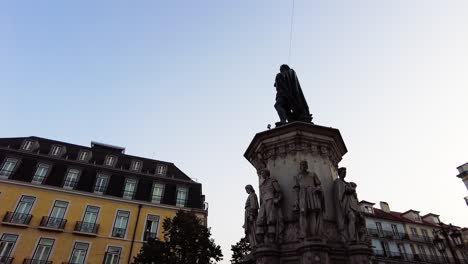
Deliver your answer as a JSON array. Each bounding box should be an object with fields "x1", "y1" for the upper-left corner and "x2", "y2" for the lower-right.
[{"x1": 128, "y1": 204, "x2": 143, "y2": 264}]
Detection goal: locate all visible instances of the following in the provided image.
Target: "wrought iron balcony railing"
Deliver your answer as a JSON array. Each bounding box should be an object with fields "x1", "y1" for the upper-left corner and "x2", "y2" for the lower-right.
[
  {"x1": 0, "y1": 256, "x2": 14, "y2": 264},
  {"x1": 367, "y1": 228, "x2": 409, "y2": 240},
  {"x1": 73, "y1": 221, "x2": 99, "y2": 234},
  {"x1": 112, "y1": 227, "x2": 126, "y2": 238},
  {"x1": 122, "y1": 190, "x2": 135, "y2": 199},
  {"x1": 2, "y1": 212, "x2": 32, "y2": 225},
  {"x1": 373, "y1": 250, "x2": 447, "y2": 264},
  {"x1": 63, "y1": 180, "x2": 78, "y2": 189},
  {"x1": 22, "y1": 259, "x2": 52, "y2": 264},
  {"x1": 0, "y1": 170, "x2": 14, "y2": 178},
  {"x1": 39, "y1": 216, "x2": 66, "y2": 230},
  {"x1": 144, "y1": 231, "x2": 158, "y2": 241}
]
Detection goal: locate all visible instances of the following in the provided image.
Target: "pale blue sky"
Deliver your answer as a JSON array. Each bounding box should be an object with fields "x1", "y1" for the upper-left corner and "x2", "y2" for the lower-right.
[{"x1": 1, "y1": 1, "x2": 468, "y2": 262}]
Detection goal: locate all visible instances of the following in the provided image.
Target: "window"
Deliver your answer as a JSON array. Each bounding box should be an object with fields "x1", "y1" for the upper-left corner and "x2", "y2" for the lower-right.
[
  {"x1": 151, "y1": 183, "x2": 164, "y2": 203},
  {"x1": 0, "y1": 158, "x2": 18, "y2": 178},
  {"x1": 69, "y1": 242, "x2": 89, "y2": 264},
  {"x1": 391, "y1": 224, "x2": 399, "y2": 236},
  {"x1": 144, "y1": 215, "x2": 160, "y2": 241},
  {"x1": 0, "y1": 234, "x2": 18, "y2": 261},
  {"x1": 414, "y1": 214, "x2": 421, "y2": 221},
  {"x1": 418, "y1": 245, "x2": 427, "y2": 256},
  {"x1": 104, "y1": 156, "x2": 116, "y2": 167},
  {"x1": 411, "y1": 227, "x2": 418, "y2": 236},
  {"x1": 104, "y1": 246, "x2": 122, "y2": 264},
  {"x1": 364, "y1": 206, "x2": 373, "y2": 214},
  {"x1": 112, "y1": 210, "x2": 130, "y2": 238},
  {"x1": 122, "y1": 178, "x2": 137, "y2": 199},
  {"x1": 131, "y1": 160, "x2": 142, "y2": 171},
  {"x1": 381, "y1": 241, "x2": 390, "y2": 256},
  {"x1": 50, "y1": 145, "x2": 62, "y2": 156},
  {"x1": 32, "y1": 238, "x2": 54, "y2": 262},
  {"x1": 79, "y1": 206, "x2": 99, "y2": 233},
  {"x1": 156, "y1": 165, "x2": 167, "y2": 176},
  {"x1": 44, "y1": 200, "x2": 68, "y2": 228},
  {"x1": 422, "y1": 229, "x2": 429, "y2": 239},
  {"x1": 22, "y1": 140, "x2": 34, "y2": 151},
  {"x1": 63, "y1": 169, "x2": 80, "y2": 189},
  {"x1": 11, "y1": 195, "x2": 35, "y2": 224},
  {"x1": 78, "y1": 151, "x2": 90, "y2": 161},
  {"x1": 94, "y1": 174, "x2": 109, "y2": 193},
  {"x1": 376, "y1": 222, "x2": 383, "y2": 236},
  {"x1": 176, "y1": 186, "x2": 188, "y2": 207},
  {"x1": 32, "y1": 163, "x2": 50, "y2": 184}
]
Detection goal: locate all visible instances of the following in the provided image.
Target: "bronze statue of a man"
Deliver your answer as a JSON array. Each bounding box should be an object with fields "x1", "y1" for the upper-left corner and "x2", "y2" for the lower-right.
[
  {"x1": 256, "y1": 169, "x2": 283, "y2": 244},
  {"x1": 274, "y1": 64, "x2": 312, "y2": 126},
  {"x1": 333, "y1": 167, "x2": 360, "y2": 243},
  {"x1": 243, "y1": 184, "x2": 259, "y2": 247},
  {"x1": 293, "y1": 160, "x2": 325, "y2": 239}
]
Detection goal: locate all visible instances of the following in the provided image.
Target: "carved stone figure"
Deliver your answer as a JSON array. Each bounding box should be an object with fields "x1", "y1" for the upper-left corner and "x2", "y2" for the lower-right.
[
  {"x1": 256, "y1": 169, "x2": 284, "y2": 244},
  {"x1": 333, "y1": 167, "x2": 360, "y2": 243},
  {"x1": 293, "y1": 161, "x2": 325, "y2": 239},
  {"x1": 274, "y1": 64, "x2": 312, "y2": 126},
  {"x1": 243, "y1": 184, "x2": 259, "y2": 247}
]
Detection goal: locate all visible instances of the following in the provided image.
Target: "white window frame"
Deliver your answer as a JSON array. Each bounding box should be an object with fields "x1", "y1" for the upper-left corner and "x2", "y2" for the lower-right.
[
  {"x1": 111, "y1": 210, "x2": 130, "y2": 238},
  {"x1": 45, "y1": 200, "x2": 69, "y2": 228},
  {"x1": 50, "y1": 145, "x2": 63, "y2": 156},
  {"x1": 63, "y1": 168, "x2": 81, "y2": 189},
  {"x1": 31, "y1": 237, "x2": 55, "y2": 262},
  {"x1": 122, "y1": 178, "x2": 137, "y2": 200},
  {"x1": 104, "y1": 155, "x2": 117, "y2": 167},
  {"x1": 0, "y1": 158, "x2": 19, "y2": 179},
  {"x1": 156, "y1": 165, "x2": 167, "y2": 176},
  {"x1": 176, "y1": 186, "x2": 188, "y2": 207},
  {"x1": 143, "y1": 214, "x2": 161, "y2": 241},
  {"x1": 77, "y1": 150, "x2": 91, "y2": 162},
  {"x1": 32, "y1": 163, "x2": 51, "y2": 184},
  {"x1": 104, "y1": 245, "x2": 122, "y2": 264},
  {"x1": 22, "y1": 140, "x2": 34, "y2": 151},
  {"x1": 151, "y1": 183, "x2": 164, "y2": 204},
  {"x1": 68, "y1": 241, "x2": 90, "y2": 264},
  {"x1": 94, "y1": 173, "x2": 109, "y2": 194},
  {"x1": 79, "y1": 205, "x2": 100, "y2": 233},
  {"x1": 0, "y1": 233, "x2": 19, "y2": 260},
  {"x1": 130, "y1": 160, "x2": 142, "y2": 172},
  {"x1": 11, "y1": 195, "x2": 36, "y2": 224}
]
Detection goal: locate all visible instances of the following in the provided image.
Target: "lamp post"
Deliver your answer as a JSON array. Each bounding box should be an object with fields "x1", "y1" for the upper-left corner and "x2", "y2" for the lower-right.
[{"x1": 433, "y1": 223, "x2": 464, "y2": 264}]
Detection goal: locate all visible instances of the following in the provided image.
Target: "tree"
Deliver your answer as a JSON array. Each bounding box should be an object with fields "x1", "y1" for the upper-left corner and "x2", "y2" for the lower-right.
[
  {"x1": 230, "y1": 237, "x2": 251, "y2": 264},
  {"x1": 133, "y1": 210, "x2": 223, "y2": 264}
]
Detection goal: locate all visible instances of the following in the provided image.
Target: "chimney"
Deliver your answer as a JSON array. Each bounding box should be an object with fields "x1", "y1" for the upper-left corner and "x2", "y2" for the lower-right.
[{"x1": 380, "y1": 201, "x2": 390, "y2": 213}]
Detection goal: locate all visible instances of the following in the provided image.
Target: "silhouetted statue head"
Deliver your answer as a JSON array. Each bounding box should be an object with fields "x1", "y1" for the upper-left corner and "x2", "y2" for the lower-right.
[{"x1": 280, "y1": 64, "x2": 291, "y2": 72}]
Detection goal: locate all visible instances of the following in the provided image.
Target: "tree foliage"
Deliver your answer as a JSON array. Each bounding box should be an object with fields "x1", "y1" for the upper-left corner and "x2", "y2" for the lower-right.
[
  {"x1": 134, "y1": 210, "x2": 223, "y2": 264},
  {"x1": 230, "y1": 237, "x2": 251, "y2": 264}
]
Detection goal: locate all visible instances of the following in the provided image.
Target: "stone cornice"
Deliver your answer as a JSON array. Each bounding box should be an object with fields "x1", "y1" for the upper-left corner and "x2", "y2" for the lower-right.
[{"x1": 244, "y1": 122, "x2": 347, "y2": 169}]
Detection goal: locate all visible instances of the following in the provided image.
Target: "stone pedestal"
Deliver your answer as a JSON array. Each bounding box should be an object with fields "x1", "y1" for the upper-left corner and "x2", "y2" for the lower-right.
[{"x1": 244, "y1": 122, "x2": 372, "y2": 264}]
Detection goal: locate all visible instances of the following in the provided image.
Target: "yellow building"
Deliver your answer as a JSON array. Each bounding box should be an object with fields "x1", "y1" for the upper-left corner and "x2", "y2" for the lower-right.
[{"x1": 0, "y1": 137, "x2": 207, "y2": 264}]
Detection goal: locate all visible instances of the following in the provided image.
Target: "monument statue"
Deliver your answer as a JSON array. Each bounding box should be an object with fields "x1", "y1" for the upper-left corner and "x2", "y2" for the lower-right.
[
  {"x1": 274, "y1": 64, "x2": 312, "y2": 126},
  {"x1": 256, "y1": 169, "x2": 284, "y2": 244},
  {"x1": 243, "y1": 184, "x2": 259, "y2": 247},
  {"x1": 334, "y1": 167, "x2": 361, "y2": 243},
  {"x1": 293, "y1": 160, "x2": 325, "y2": 239}
]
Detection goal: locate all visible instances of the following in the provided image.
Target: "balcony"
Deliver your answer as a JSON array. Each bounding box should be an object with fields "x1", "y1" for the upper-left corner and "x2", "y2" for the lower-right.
[
  {"x1": 0, "y1": 170, "x2": 14, "y2": 179},
  {"x1": 122, "y1": 190, "x2": 135, "y2": 200},
  {"x1": 373, "y1": 250, "x2": 447, "y2": 263},
  {"x1": 22, "y1": 259, "x2": 52, "y2": 264},
  {"x1": 63, "y1": 180, "x2": 78, "y2": 190},
  {"x1": 144, "y1": 231, "x2": 158, "y2": 241},
  {"x1": 0, "y1": 256, "x2": 13, "y2": 264},
  {"x1": 93, "y1": 185, "x2": 107, "y2": 194},
  {"x1": 38, "y1": 217, "x2": 66, "y2": 231},
  {"x1": 111, "y1": 227, "x2": 126, "y2": 238},
  {"x1": 2, "y1": 212, "x2": 32, "y2": 227},
  {"x1": 367, "y1": 228, "x2": 409, "y2": 240},
  {"x1": 73, "y1": 221, "x2": 99, "y2": 236}
]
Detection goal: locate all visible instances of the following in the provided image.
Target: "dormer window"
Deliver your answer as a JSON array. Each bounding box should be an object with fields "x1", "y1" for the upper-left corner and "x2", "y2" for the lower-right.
[
  {"x1": 433, "y1": 216, "x2": 440, "y2": 224},
  {"x1": 22, "y1": 140, "x2": 34, "y2": 151},
  {"x1": 156, "y1": 165, "x2": 167, "y2": 176},
  {"x1": 364, "y1": 206, "x2": 373, "y2": 214},
  {"x1": 414, "y1": 214, "x2": 421, "y2": 221},
  {"x1": 104, "y1": 155, "x2": 117, "y2": 167},
  {"x1": 130, "y1": 160, "x2": 142, "y2": 172},
  {"x1": 78, "y1": 150, "x2": 91, "y2": 162},
  {"x1": 50, "y1": 145, "x2": 63, "y2": 156}
]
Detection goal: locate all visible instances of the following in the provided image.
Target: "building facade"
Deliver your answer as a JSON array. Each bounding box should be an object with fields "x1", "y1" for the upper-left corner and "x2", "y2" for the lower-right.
[
  {"x1": 0, "y1": 136, "x2": 207, "y2": 264},
  {"x1": 456, "y1": 162, "x2": 468, "y2": 206},
  {"x1": 359, "y1": 201, "x2": 468, "y2": 264}
]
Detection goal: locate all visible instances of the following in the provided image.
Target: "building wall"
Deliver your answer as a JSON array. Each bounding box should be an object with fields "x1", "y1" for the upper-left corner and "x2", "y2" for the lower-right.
[{"x1": 0, "y1": 179, "x2": 206, "y2": 264}]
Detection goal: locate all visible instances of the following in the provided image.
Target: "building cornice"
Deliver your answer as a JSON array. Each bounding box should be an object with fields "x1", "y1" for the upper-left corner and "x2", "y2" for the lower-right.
[{"x1": 0, "y1": 178, "x2": 207, "y2": 215}]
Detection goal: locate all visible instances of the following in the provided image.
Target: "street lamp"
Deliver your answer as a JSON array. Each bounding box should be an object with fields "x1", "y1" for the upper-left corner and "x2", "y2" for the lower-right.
[{"x1": 433, "y1": 223, "x2": 463, "y2": 264}]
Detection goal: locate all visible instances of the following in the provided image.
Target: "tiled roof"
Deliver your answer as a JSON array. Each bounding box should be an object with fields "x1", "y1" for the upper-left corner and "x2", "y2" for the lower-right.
[{"x1": 365, "y1": 208, "x2": 440, "y2": 227}]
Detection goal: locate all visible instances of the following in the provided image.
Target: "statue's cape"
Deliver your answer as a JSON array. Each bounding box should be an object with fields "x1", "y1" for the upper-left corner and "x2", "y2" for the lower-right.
[{"x1": 275, "y1": 69, "x2": 310, "y2": 118}]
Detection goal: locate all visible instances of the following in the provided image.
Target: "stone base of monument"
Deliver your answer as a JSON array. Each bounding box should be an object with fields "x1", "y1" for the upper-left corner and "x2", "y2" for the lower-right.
[{"x1": 244, "y1": 122, "x2": 373, "y2": 264}]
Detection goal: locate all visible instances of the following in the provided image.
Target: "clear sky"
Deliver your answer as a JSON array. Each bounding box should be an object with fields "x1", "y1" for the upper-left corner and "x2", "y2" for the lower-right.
[{"x1": 2, "y1": 1, "x2": 467, "y2": 262}]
